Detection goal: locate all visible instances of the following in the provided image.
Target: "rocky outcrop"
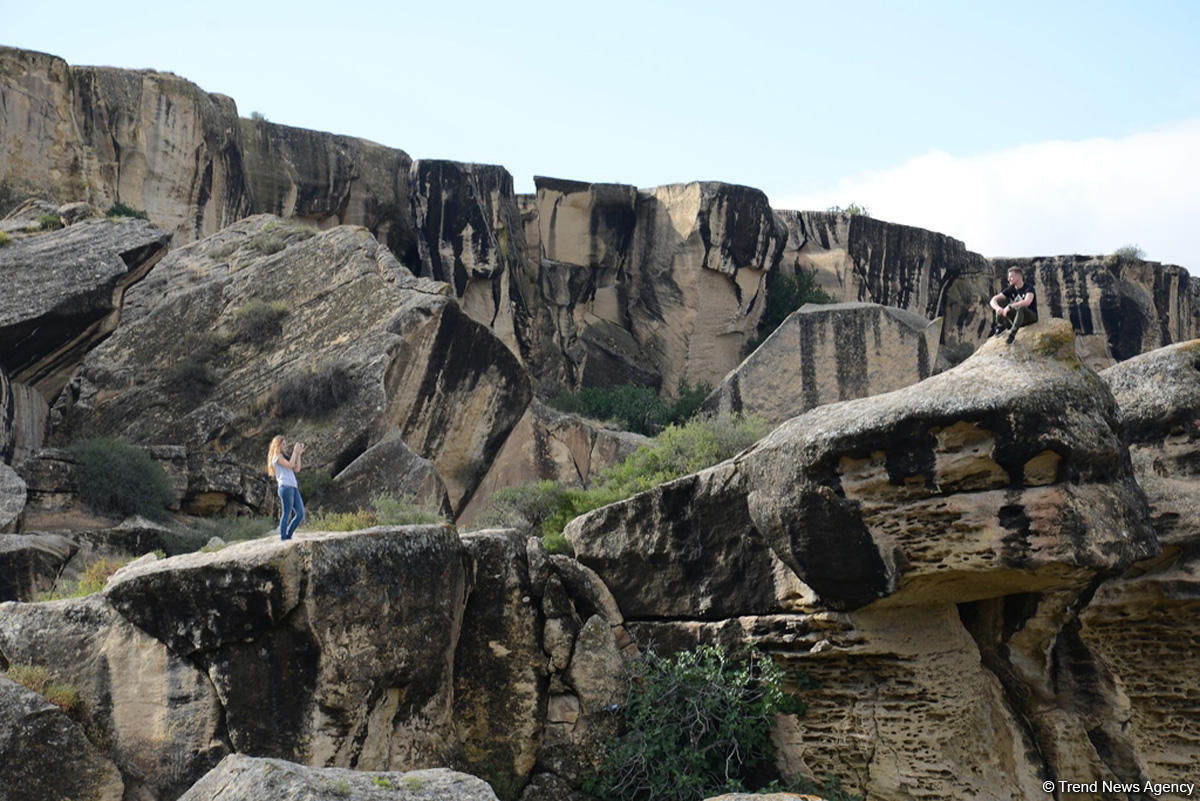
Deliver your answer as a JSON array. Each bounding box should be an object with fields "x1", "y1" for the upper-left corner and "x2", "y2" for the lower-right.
[
  {"x1": 460, "y1": 400, "x2": 650, "y2": 525},
  {"x1": 0, "y1": 675, "x2": 125, "y2": 801},
  {"x1": 320, "y1": 433, "x2": 450, "y2": 515},
  {"x1": 0, "y1": 216, "x2": 171, "y2": 402},
  {"x1": 179, "y1": 755, "x2": 500, "y2": 801},
  {"x1": 703, "y1": 302, "x2": 940, "y2": 424},
  {"x1": 47, "y1": 216, "x2": 531, "y2": 515},
  {"x1": 565, "y1": 319, "x2": 1165, "y2": 798},
  {"x1": 0, "y1": 593, "x2": 225, "y2": 799},
  {"x1": 0, "y1": 463, "x2": 24, "y2": 533},
  {"x1": 1085, "y1": 340, "x2": 1200, "y2": 780}
]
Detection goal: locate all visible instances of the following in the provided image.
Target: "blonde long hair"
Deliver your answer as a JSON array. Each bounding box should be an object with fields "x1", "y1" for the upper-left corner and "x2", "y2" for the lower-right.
[{"x1": 267, "y1": 435, "x2": 285, "y2": 477}]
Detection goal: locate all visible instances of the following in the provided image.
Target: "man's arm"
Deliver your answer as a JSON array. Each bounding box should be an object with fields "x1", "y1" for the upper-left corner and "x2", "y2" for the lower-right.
[{"x1": 989, "y1": 291, "x2": 1008, "y2": 314}]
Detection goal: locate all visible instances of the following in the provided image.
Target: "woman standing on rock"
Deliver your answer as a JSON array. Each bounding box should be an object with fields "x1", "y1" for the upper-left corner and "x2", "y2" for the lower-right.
[{"x1": 267, "y1": 435, "x2": 305, "y2": 540}]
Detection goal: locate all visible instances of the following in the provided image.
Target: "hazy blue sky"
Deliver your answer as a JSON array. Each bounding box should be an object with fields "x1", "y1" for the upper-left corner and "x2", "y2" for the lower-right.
[{"x1": 5, "y1": 0, "x2": 1199, "y2": 269}]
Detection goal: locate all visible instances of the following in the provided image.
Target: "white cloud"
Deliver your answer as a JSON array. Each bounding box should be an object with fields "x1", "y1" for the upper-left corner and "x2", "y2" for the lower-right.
[{"x1": 772, "y1": 120, "x2": 1200, "y2": 273}]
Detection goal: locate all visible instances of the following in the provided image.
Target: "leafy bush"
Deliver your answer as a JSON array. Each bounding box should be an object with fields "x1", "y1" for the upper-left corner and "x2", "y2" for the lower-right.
[
  {"x1": 5, "y1": 664, "x2": 81, "y2": 717},
  {"x1": 826, "y1": 202, "x2": 870, "y2": 217},
  {"x1": 0, "y1": 230, "x2": 11, "y2": 247},
  {"x1": 230, "y1": 299, "x2": 289, "y2": 344},
  {"x1": 37, "y1": 213, "x2": 63, "y2": 230},
  {"x1": 548, "y1": 379, "x2": 712, "y2": 436},
  {"x1": 591, "y1": 645, "x2": 799, "y2": 801},
  {"x1": 69, "y1": 438, "x2": 173, "y2": 519},
  {"x1": 1111, "y1": 244, "x2": 1145, "y2": 262},
  {"x1": 745, "y1": 267, "x2": 834, "y2": 354},
  {"x1": 105, "y1": 202, "x2": 149, "y2": 220},
  {"x1": 274, "y1": 362, "x2": 354, "y2": 418},
  {"x1": 164, "y1": 356, "x2": 217, "y2": 403},
  {"x1": 297, "y1": 470, "x2": 334, "y2": 508},
  {"x1": 483, "y1": 414, "x2": 769, "y2": 549}
]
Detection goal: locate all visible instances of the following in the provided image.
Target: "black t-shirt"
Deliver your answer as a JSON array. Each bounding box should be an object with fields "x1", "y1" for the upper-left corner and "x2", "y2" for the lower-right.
[{"x1": 1003, "y1": 282, "x2": 1037, "y2": 315}]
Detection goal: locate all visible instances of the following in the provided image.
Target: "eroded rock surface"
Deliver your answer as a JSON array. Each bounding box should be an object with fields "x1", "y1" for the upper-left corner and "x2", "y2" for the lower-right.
[
  {"x1": 0, "y1": 464, "x2": 25, "y2": 533},
  {"x1": 567, "y1": 319, "x2": 1164, "y2": 799},
  {"x1": 704, "y1": 302, "x2": 940, "y2": 424}
]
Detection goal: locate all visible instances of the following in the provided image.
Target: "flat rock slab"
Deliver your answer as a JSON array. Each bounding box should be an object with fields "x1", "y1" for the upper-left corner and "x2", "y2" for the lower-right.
[{"x1": 178, "y1": 754, "x2": 499, "y2": 801}]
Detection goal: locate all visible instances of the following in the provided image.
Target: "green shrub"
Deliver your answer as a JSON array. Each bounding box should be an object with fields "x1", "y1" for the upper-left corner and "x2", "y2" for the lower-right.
[
  {"x1": 484, "y1": 414, "x2": 769, "y2": 549},
  {"x1": 5, "y1": 664, "x2": 81, "y2": 717},
  {"x1": 43, "y1": 555, "x2": 132, "y2": 599},
  {"x1": 69, "y1": 438, "x2": 173, "y2": 519},
  {"x1": 591, "y1": 645, "x2": 799, "y2": 801},
  {"x1": 274, "y1": 362, "x2": 354, "y2": 418},
  {"x1": 0, "y1": 230, "x2": 11, "y2": 247},
  {"x1": 105, "y1": 202, "x2": 149, "y2": 220},
  {"x1": 372, "y1": 777, "x2": 394, "y2": 790},
  {"x1": 297, "y1": 470, "x2": 334, "y2": 508},
  {"x1": 745, "y1": 267, "x2": 834, "y2": 354},
  {"x1": 230, "y1": 299, "x2": 289, "y2": 344},
  {"x1": 1111, "y1": 244, "x2": 1145, "y2": 262},
  {"x1": 37, "y1": 213, "x2": 63, "y2": 230},
  {"x1": 548, "y1": 379, "x2": 712, "y2": 436},
  {"x1": 826, "y1": 202, "x2": 870, "y2": 217},
  {"x1": 164, "y1": 356, "x2": 217, "y2": 403}
]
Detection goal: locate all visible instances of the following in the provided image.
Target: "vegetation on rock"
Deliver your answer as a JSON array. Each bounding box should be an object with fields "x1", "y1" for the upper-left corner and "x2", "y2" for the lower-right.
[
  {"x1": 37, "y1": 555, "x2": 133, "y2": 600},
  {"x1": 309, "y1": 492, "x2": 446, "y2": 531},
  {"x1": 36, "y1": 212, "x2": 63, "y2": 230},
  {"x1": 4, "y1": 664, "x2": 81, "y2": 717},
  {"x1": 230, "y1": 299, "x2": 289, "y2": 344},
  {"x1": 0, "y1": 230, "x2": 10, "y2": 247},
  {"x1": 826, "y1": 202, "x2": 871, "y2": 216},
  {"x1": 745, "y1": 266, "x2": 834, "y2": 354},
  {"x1": 69, "y1": 437, "x2": 173, "y2": 519},
  {"x1": 105, "y1": 201, "x2": 149, "y2": 220},
  {"x1": 548, "y1": 379, "x2": 711, "y2": 436},
  {"x1": 482, "y1": 414, "x2": 768, "y2": 551},
  {"x1": 588, "y1": 645, "x2": 803, "y2": 801},
  {"x1": 273, "y1": 362, "x2": 354, "y2": 418}
]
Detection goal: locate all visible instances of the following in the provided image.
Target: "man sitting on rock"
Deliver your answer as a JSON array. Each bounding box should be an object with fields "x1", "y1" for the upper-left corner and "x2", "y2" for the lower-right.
[{"x1": 990, "y1": 266, "x2": 1038, "y2": 344}]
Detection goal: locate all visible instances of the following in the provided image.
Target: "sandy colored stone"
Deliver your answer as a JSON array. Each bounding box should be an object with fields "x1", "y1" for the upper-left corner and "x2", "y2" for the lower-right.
[
  {"x1": 0, "y1": 463, "x2": 25, "y2": 533},
  {"x1": 704, "y1": 302, "x2": 940, "y2": 424}
]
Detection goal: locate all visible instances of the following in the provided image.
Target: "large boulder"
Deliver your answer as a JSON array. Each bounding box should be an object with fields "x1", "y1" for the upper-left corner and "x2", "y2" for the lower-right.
[
  {"x1": 0, "y1": 674, "x2": 125, "y2": 801},
  {"x1": 104, "y1": 527, "x2": 469, "y2": 767},
  {"x1": 48, "y1": 216, "x2": 532, "y2": 515},
  {"x1": 0, "y1": 216, "x2": 171, "y2": 400},
  {"x1": 178, "y1": 754, "x2": 499, "y2": 801},
  {"x1": 0, "y1": 594, "x2": 225, "y2": 799},
  {"x1": 703, "y1": 302, "x2": 941, "y2": 424}
]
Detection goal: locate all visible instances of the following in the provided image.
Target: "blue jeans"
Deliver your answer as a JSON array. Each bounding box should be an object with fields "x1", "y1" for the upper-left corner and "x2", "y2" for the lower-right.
[{"x1": 278, "y1": 485, "x2": 305, "y2": 540}]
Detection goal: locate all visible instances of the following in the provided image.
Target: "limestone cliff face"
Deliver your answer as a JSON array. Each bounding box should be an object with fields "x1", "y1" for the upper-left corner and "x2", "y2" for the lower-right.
[
  {"x1": 566, "y1": 319, "x2": 1173, "y2": 800},
  {"x1": 703, "y1": 302, "x2": 941, "y2": 424},
  {"x1": 515, "y1": 177, "x2": 785, "y2": 393}
]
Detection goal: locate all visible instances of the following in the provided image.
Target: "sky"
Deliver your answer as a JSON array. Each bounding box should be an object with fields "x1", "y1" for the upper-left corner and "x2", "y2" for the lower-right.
[{"x1": 4, "y1": 0, "x2": 1199, "y2": 270}]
